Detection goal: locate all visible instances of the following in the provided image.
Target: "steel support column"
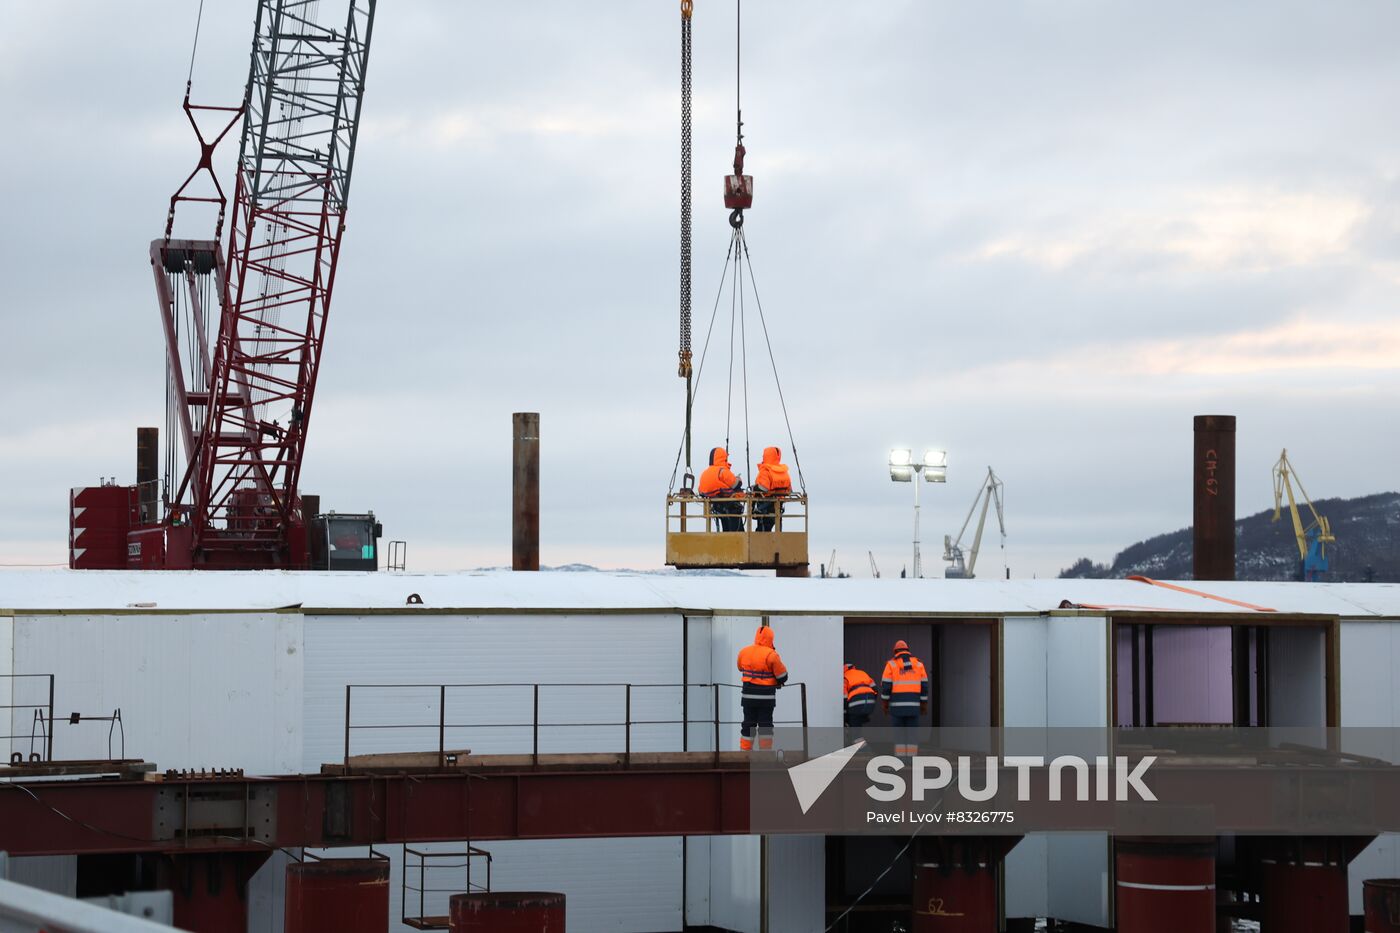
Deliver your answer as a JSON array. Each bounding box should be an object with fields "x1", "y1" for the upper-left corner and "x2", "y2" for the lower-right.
[
  {"x1": 912, "y1": 837, "x2": 1019, "y2": 933},
  {"x1": 512, "y1": 412, "x2": 540, "y2": 570},
  {"x1": 156, "y1": 851, "x2": 269, "y2": 933},
  {"x1": 1192, "y1": 414, "x2": 1236, "y2": 581}
]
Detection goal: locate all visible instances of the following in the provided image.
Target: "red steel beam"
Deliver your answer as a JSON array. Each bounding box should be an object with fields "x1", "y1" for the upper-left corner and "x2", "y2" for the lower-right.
[
  {"x1": 6, "y1": 761, "x2": 1398, "y2": 859},
  {"x1": 0, "y1": 768, "x2": 752, "y2": 858}
]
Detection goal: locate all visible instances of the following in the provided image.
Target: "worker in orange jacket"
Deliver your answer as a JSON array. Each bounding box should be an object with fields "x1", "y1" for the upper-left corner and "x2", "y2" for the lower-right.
[
  {"x1": 880, "y1": 640, "x2": 929, "y2": 756},
  {"x1": 752, "y1": 446, "x2": 792, "y2": 532},
  {"x1": 843, "y1": 663, "x2": 878, "y2": 728},
  {"x1": 736, "y1": 625, "x2": 788, "y2": 750},
  {"x1": 699, "y1": 446, "x2": 744, "y2": 532}
]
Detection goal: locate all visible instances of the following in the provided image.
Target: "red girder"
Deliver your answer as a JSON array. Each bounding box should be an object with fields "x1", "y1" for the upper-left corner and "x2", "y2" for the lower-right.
[{"x1": 0, "y1": 767, "x2": 753, "y2": 858}]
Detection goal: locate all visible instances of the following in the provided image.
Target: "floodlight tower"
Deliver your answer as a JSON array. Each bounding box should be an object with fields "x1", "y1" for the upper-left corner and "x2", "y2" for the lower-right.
[{"x1": 889, "y1": 448, "x2": 947, "y2": 578}]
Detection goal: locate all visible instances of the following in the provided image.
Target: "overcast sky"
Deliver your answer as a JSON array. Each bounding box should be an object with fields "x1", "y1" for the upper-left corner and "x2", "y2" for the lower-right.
[{"x1": 3, "y1": 1, "x2": 1399, "y2": 578}]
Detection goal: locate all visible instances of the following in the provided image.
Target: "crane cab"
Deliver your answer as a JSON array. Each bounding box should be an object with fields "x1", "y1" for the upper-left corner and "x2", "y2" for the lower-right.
[
  {"x1": 665, "y1": 493, "x2": 808, "y2": 572},
  {"x1": 308, "y1": 511, "x2": 384, "y2": 571}
]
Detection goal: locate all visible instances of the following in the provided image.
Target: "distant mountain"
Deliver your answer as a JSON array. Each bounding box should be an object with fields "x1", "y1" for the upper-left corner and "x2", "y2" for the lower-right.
[{"x1": 1059, "y1": 492, "x2": 1400, "y2": 583}]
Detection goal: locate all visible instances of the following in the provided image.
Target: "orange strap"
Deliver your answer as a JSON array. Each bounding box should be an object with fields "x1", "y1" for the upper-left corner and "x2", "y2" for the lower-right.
[{"x1": 1125, "y1": 575, "x2": 1277, "y2": 613}]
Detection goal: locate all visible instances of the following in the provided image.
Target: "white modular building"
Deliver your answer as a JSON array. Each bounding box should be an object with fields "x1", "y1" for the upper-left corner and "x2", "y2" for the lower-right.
[{"x1": 3, "y1": 571, "x2": 1400, "y2": 931}]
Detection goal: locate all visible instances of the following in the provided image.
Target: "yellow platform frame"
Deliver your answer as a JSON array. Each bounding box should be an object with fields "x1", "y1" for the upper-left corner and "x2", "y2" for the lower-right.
[{"x1": 665, "y1": 494, "x2": 809, "y2": 570}]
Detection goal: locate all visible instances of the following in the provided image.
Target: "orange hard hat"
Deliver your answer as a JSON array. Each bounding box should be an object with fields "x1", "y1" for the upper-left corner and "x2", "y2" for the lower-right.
[{"x1": 893, "y1": 639, "x2": 909, "y2": 652}]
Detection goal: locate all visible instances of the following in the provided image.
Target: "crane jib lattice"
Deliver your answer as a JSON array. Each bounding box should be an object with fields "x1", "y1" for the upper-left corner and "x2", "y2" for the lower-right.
[{"x1": 159, "y1": 0, "x2": 378, "y2": 559}]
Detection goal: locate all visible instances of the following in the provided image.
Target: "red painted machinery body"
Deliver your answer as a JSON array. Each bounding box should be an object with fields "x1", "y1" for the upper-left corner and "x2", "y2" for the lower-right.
[
  {"x1": 285, "y1": 858, "x2": 390, "y2": 933},
  {"x1": 449, "y1": 892, "x2": 566, "y2": 932}
]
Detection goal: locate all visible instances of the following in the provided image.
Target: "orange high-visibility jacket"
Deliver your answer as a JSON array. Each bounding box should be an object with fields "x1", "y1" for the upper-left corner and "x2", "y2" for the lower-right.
[
  {"x1": 737, "y1": 626, "x2": 788, "y2": 701},
  {"x1": 843, "y1": 664, "x2": 878, "y2": 712},
  {"x1": 699, "y1": 447, "x2": 743, "y2": 497},
  {"x1": 754, "y1": 447, "x2": 792, "y2": 496},
  {"x1": 880, "y1": 647, "x2": 930, "y2": 710}
]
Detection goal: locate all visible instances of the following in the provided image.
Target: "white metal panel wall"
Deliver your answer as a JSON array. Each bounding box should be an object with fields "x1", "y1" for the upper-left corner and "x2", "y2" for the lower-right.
[
  {"x1": 1341, "y1": 621, "x2": 1400, "y2": 914},
  {"x1": 684, "y1": 836, "x2": 712, "y2": 928},
  {"x1": 704, "y1": 614, "x2": 841, "y2": 933},
  {"x1": 1047, "y1": 834, "x2": 1111, "y2": 925},
  {"x1": 767, "y1": 836, "x2": 825, "y2": 933},
  {"x1": 489, "y1": 838, "x2": 682, "y2": 931},
  {"x1": 304, "y1": 612, "x2": 686, "y2": 767},
  {"x1": 1002, "y1": 617, "x2": 1048, "y2": 735},
  {"x1": 1, "y1": 614, "x2": 12, "y2": 763},
  {"x1": 12, "y1": 612, "x2": 302, "y2": 772},
  {"x1": 682, "y1": 615, "x2": 715, "y2": 929},
  {"x1": 2, "y1": 855, "x2": 76, "y2": 897},
  {"x1": 684, "y1": 614, "x2": 716, "y2": 753},
  {"x1": 782, "y1": 615, "x2": 844, "y2": 730},
  {"x1": 1045, "y1": 616, "x2": 1109, "y2": 733},
  {"x1": 705, "y1": 614, "x2": 765, "y2": 933},
  {"x1": 1002, "y1": 617, "x2": 1049, "y2": 921},
  {"x1": 1045, "y1": 616, "x2": 1110, "y2": 927},
  {"x1": 710, "y1": 835, "x2": 760, "y2": 933},
  {"x1": 302, "y1": 611, "x2": 685, "y2": 933},
  {"x1": 246, "y1": 851, "x2": 291, "y2": 933}
]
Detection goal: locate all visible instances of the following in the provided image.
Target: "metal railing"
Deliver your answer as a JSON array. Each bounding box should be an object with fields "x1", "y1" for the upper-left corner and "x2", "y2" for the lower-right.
[
  {"x1": 402, "y1": 843, "x2": 492, "y2": 929},
  {"x1": 1, "y1": 674, "x2": 54, "y2": 764},
  {"x1": 666, "y1": 493, "x2": 807, "y2": 534},
  {"x1": 342, "y1": 681, "x2": 810, "y2": 770}
]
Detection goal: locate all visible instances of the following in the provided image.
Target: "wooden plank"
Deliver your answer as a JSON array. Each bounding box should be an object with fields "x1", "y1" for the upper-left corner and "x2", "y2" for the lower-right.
[
  {"x1": 340, "y1": 749, "x2": 472, "y2": 769},
  {"x1": 0, "y1": 760, "x2": 154, "y2": 779}
]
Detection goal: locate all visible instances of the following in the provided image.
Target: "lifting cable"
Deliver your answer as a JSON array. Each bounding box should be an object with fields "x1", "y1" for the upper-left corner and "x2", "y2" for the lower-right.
[
  {"x1": 668, "y1": 0, "x2": 805, "y2": 496},
  {"x1": 669, "y1": 234, "x2": 737, "y2": 491},
  {"x1": 678, "y1": 0, "x2": 695, "y2": 469},
  {"x1": 187, "y1": 0, "x2": 207, "y2": 87},
  {"x1": 822, "y1": 826, "x2": 928, "y2": 932},
  {"x1": 738, "y1": 235, "x2": 806, "y2": 492}
]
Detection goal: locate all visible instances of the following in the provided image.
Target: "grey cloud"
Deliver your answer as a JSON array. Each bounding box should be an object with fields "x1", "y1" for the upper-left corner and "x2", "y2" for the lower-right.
[{"x1": 4, "y1": 1, "x2": 1400, "y2": 577}]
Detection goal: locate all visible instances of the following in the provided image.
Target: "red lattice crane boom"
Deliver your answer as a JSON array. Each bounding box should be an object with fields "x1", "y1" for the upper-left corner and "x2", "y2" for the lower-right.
[{"x1": 70, "y1": 0, "x2": 381, "y2": 570}]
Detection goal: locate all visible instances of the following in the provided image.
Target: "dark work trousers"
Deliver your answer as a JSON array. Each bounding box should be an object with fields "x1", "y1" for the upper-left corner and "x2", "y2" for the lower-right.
[
  {"x1": 710, "y1": 499, "x2": 744, "y2": 532},
  {"x1": 753, "y1": 498, "x2": 784, "y2": 532},
  {"x1": 890, "y1": 708, "x2": 921, "y2": 754},
  {"x1": 844, "y1": 706, "x2": 872, "y2": 728},
  {"x1": 844, "y1": 705, "x2": 872, "y2": 746},
  {"x1": 741, "y1": 697, "x2": 776, "y2": 746}
]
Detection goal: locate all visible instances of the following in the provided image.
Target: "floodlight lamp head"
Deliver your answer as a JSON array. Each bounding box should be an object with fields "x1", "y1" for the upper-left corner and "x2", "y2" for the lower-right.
[{"x1": 923, "y1": 449, "x2": 947, "y2": 482}]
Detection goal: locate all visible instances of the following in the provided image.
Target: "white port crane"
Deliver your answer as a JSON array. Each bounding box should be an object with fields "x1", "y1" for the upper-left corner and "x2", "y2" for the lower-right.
[{"x1": 943, "y1": 467, "x2": 1005, "y2": 579}]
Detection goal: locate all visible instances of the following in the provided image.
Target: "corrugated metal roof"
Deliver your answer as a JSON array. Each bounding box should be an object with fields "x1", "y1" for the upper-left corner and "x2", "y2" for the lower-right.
[{"x1": 5, "y1": 569, "x2": 1400, "y2": 617}]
